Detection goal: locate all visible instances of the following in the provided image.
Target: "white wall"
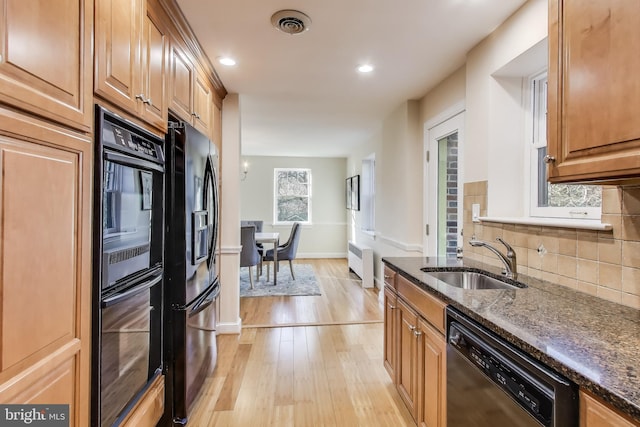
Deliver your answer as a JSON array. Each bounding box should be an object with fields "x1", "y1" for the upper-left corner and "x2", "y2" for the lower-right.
[
  {"x1": 348, "y1": 101, "x2": 424, "y2": 286},
  {"x1": 346, "y1": 0, "x2": 547, "y2": 286},
  {"x1": 240, "y1": 155, "x2": 348, "y2": 258},
  {"x1": 464, "y1": 0, "x2": 547, "y2": 215},
  {"x1": 419, "y1": 65, "x2": 466, "y2": 125}
]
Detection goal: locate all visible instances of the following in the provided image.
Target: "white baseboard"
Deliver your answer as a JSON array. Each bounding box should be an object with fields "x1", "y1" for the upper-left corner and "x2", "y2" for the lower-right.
[
  {"x1": 216, "y1": 319, "x2": 242, "y2": 335},
  {"x1": 296, "y1": 252, "x2": 347, "y2": 259}
]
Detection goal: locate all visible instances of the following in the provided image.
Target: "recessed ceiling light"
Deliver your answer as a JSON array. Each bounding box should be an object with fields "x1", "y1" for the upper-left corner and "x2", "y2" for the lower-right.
[
  {"x1": 218, "y1": 57, "x2": 236, "y2": 66},
  {"x1": 358, "y1": 64, "x2": 374, "y2": 73}
]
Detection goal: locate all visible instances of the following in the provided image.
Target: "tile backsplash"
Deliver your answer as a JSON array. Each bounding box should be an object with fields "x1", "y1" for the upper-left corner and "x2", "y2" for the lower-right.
[{"x1": 463, "y1": 181, "x2": 640, "y2": 309}]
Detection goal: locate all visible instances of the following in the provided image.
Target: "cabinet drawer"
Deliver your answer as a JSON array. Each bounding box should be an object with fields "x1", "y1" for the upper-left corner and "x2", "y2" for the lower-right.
[
  {"x1": 397, "y1": 274, "x2": 446, "y2": 334},
  {"x1": 384, "y1": 265, "x2": 397, "y2": 289}
]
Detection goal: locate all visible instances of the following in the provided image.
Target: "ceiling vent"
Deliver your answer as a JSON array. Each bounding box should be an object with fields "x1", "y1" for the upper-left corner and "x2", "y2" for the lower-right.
[{"x1": 271, "y1": 10, "x2": 312, "y2": 35}]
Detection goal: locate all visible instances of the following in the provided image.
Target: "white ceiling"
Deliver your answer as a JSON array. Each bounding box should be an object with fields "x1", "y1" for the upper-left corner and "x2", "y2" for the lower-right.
[{"x1": 177, "y1": 0, "x2": 528, "y2": 158}]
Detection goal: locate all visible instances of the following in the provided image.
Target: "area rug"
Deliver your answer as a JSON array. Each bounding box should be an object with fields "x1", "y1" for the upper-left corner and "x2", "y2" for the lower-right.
[{"x1": 239, "y1": 263, "x2": 322, "y2": 297}]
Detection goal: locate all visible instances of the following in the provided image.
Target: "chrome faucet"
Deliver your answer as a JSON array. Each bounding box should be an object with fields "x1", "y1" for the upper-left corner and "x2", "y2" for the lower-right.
[{"x1": 469, "y1": 236, "x2": 518, "y2": 280}]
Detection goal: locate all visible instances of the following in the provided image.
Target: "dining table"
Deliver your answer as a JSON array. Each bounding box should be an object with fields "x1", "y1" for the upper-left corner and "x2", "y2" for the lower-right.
[{"x1": 255, "y1": 232, "x2": 280, "y2": 285}]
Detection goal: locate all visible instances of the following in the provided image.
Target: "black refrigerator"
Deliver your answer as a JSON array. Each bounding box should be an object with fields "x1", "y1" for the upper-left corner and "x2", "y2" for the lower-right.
[{"x1": 163, "y1": 119, "x2": 220, "y2": 425}]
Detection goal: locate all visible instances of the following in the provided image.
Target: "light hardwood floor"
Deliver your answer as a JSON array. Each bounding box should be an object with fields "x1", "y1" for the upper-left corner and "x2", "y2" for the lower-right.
[
  {"x1": 240, "y1": 259, "x2": 384, "y2": 327},
  {"x1": 188, "y1": 259, "x2": 415, "y2": 426}
]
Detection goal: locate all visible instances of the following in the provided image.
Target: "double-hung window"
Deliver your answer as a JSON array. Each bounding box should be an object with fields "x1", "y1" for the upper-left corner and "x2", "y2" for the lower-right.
[
  {"x1": 529, "y1": 72, "x2": 601, "y2": 219},
  {"x1": 274, "y1": 168, "x2": 311, "y2": 224},
  {"x1": 361, "y1": 155, "x2": 375, "y2": 232}
]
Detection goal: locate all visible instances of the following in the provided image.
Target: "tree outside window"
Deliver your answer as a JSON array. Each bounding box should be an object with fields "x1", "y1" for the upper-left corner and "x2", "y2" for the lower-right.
[{"x1": 274, "y1": 168, "x2": 311, "y2": 224}]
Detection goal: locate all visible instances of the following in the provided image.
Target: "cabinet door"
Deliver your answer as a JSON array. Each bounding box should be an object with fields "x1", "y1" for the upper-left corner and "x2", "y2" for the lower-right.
[
  {"x1": 95, "y1": 0, "x2": 142, "y2": 112},
  {"x1": 548, "y1": 0, "x2": 640, "y2": 183},
  {"x1": 0, "y1": 109, "x2": 92, "y2": 426},
  {"x1": 580, "y1": 391, "x2": 640, "y2": 427},
  {"x1": 397, "y1": 298, "x2": 419, "y2": 420},
  {"x1": 193, "y1": 70, "x2": 212, "y2": 136},
  {"x1": 417, "y1": 318, "x2": 446, "y2": 427},
  {"x1": 383, "y1": 286, "x2": 398, "y2": 383},
  {"x1": 0, "y1": 0, "x2": 93, "y2": 131},
  {"x1": 140, "y1": 5, "x2": 168, "y2": 133},
  {"x1": 169, "y1": 41, "x2": 194, "y2": 123}
]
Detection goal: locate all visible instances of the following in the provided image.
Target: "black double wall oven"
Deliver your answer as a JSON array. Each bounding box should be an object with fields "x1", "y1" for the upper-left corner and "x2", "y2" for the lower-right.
[{"x1": 92, "y1": 106, "x2": 165, "y2": 426}]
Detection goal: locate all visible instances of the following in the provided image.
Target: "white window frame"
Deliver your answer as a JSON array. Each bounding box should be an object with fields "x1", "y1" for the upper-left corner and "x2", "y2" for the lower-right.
[
  {"x1": 273, "y1": 168, "x2": 312, "y2": 225},
  {"x1": 361, "y1": 154, "x2": 376, "y2": 233},
  {"x1": 528, "y1": 71, "x2": 601, "y2": 219}
]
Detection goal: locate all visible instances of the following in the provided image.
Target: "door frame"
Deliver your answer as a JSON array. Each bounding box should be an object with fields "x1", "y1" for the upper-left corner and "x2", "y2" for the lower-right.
[{"x1": 423, "y1": 104, "x2": 465, "y2": 256}]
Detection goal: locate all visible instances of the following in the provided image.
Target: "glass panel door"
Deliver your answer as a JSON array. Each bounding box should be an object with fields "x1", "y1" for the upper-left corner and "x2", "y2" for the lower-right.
[{"x1": 424, "y1": 112, "x2": 464, "y2": 257}]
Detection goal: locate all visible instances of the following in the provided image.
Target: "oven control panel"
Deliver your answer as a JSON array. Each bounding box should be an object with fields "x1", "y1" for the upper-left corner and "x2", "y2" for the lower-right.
[{"x1": 103, "y1": 122, "x2": 164, "y2": 163}]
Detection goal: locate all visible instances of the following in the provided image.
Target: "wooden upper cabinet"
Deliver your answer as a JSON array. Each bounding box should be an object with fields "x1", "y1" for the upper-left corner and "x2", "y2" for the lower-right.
[
  {"x1": 140, "y1": 5, "x2": 169, "y2": 132},
  {"x1": 193, "y1": 69, "x2": 212, "y2": 136},
  {"x1": 0, "y1": 0, "x2": 93, "y2": 131},
  {"x1": 95, "y1": 0, "x2": 141, "y2": 112},
  {"x1": 168, "y1": 39, "x2": 215, "y2": 137},
  {"x1": 95, "y1": 0, "x2": 169, "y2": 133},
  {"x1": 548, "y1": 0, "x2": 640, "y2": 183},
  {"x1": 169, "y1": 41, "x2": 194, "y2": 122}
]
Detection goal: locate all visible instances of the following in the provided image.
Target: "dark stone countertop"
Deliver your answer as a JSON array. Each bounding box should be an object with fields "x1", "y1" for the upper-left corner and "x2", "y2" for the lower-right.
[{"x1": 382, "y1": 256, "x2": 640, "y2": 422}]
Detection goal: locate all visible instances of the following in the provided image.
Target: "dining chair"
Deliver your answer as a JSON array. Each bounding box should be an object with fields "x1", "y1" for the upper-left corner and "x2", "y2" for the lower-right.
[
  {"x1": 241, "y1": 220, "x2": 264, "y2": 251},
  {"x1": 239, "y1": 225, "x2": 262, "y2": 289},
  {"x1": 264, "y1": 222, "x2": 302, "y2": 279},
  {"x1": 240, "y1": 220, "x2": 263, "y2": 232}
]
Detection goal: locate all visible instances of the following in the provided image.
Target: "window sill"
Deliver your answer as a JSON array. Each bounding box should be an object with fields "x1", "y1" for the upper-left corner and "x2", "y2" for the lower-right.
[
  {"x1": 361, "y1": 229, "x2": 377, "y2": 237},
  {"x1": 477, "y1": 216, "x2": 612, "y2": 231}
]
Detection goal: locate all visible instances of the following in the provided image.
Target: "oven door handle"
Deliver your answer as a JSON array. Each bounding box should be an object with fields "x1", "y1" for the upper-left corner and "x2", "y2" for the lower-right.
[
  {"x1": 104, "y1": 150, "x2": 164, "y2": 173},
  {"x1": 102, "y1": 273, "x2": 162, "y2": 308}
]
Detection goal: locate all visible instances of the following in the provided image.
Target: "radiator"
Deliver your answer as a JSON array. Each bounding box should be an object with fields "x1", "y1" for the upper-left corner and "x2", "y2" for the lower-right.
[{"x1": 347, "y1": 241, "x2": 373, "y2": 288}]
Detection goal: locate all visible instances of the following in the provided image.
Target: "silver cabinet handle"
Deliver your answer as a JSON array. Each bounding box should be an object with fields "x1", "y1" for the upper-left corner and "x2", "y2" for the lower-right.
[
  {"x1": 413, "y1": 329, "x2": 422, "y2": 337},
  {"x1": 191, "y1": 112, "x2": 201, "y2": 119},
  {"x1": 135, "y1": 94, "x2": 152, "y2": 106},
  {"x1": 543, "y1": 155, "x2": 556, "y2": 164}
]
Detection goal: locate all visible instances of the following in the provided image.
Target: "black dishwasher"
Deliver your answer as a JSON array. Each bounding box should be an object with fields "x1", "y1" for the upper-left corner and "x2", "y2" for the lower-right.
[{"x1": 446, "y1": 307, "x2": 578, "y2": 427}]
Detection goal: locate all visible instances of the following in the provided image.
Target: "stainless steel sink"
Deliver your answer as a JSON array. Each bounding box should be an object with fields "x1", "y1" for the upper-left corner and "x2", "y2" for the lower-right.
[{"x1": 424, "y1": 270, "x2": 525, "y2": 290}]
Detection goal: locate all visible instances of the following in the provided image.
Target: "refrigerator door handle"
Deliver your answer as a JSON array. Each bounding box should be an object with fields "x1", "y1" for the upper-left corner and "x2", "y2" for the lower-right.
[
  {"x1": 187, "y1": 278, "x2": 220, "y2": 318},
  {"x1": 204, "y1": 157, "x2": 219, "y2": 271}
]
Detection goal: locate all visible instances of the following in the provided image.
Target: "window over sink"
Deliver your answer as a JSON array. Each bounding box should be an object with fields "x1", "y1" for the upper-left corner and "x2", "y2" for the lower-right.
[{"x1": 528, "y1": 71, "x2": 601, "y2": 219}]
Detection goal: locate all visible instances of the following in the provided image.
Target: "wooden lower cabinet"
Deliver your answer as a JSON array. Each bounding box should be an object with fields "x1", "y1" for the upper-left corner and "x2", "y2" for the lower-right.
[
  {"x1": 0, "y1": 108, "x2": 92, "y2": 426},
  {"x1": 384, "y1": 265, "x2": 447, "y2": 427},
  {"x1": 397, "y1": 298, "x2": 420, "y2": 418},
  {"x1": 383, "y1": 285, "x2": 398, "y2": 382},
  {"x1": 417, "y1": 318, "x2": 446, "y2": 427},
  {"x1": 580, "y1": 391, "x2": 640, "y2": 427}
]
